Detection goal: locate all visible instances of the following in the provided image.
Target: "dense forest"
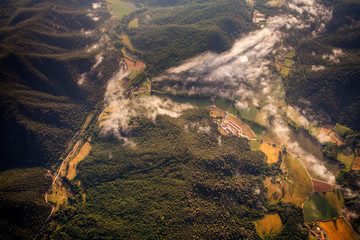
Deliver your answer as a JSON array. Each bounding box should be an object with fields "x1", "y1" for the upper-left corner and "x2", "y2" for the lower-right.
[
  {"x1": 1, "y1": 0, "x2": 360, "y2": 239},
  {"x1": 41, "y1": 109, "x2": 307, "y2": 239},
  {"x1": 0, "y1": 0, "x2": 121, "y2": 239},
  {"x1": 125, "y1": 0, "x2": 264, "y2": 75},
  {"x1": 284, "y1": 0, "x2": 360, "y2": 130}
]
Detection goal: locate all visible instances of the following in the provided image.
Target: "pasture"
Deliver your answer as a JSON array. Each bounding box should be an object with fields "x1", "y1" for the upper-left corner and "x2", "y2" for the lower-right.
[
  {"x1": 254, "y1": 213, "x2": 283, "y2": 238},
  {"x1": 107, "y1": 0, "x2": 137, "y2": 18},
  {"x1": 282, "y1": 154, "x2": 313, "y2": 199},
  {"x1": 323, "y1": 189, "x2": 344, "y2": 211},
  {"x1": 318, "y1": 218, "x2": 358, "y2": 240},
  {"x1": 304, "y1": 192, "x2": 338, "y2": 223},
  {"x1": 260, "y1": 143, "x2": 281, "y2": 164}
]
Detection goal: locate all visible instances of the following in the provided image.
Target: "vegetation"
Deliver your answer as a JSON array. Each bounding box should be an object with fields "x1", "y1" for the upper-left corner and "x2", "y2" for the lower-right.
[
  {"x1": 318, "y1": 218, "x2": 358, "y2": 240},
  {"x1": 38, "y1": 109, "x2": 308, "y2": 239},
  {"x1": 284, "y1": 0, "x2": 360, "y2": 131},
  {"x1": 0, "y1": 168, "x2": 52, "y2": 240},
  {"x1": 107, "y1": 0, "x2": 137, "y2": 19},
  {"x1": 303, "y1": 193, "x2": 339, "y2": 223},
  {"x1": 336, "y1": 170, "x2": 360, "y2": 233},
  {"x1": 282, "y1": 153, "x2": 313, "y2": 199},
  {"x1": 123, "y1": 0, "x2": 257, "y2": 75},
  {"x1": 254, "y1": 213, "x2": 283, "y2": 238}
]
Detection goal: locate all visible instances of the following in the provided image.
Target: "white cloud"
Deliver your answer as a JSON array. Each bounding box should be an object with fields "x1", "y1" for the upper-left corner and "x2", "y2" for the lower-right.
[{"x1": 92, "y1": 3, "x2": 102, "y2": 9}]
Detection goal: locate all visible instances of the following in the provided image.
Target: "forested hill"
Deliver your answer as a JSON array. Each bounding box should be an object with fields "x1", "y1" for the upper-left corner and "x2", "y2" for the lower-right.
[
  {"x1": 0, "y1": 0, "x2": 119, "y2": 169},
  {"x1": 284, "y1": 0, "x2": 360, "y2": 131},
  {"x1": 126, "y1": 0, "x2": 264, "y2": 75}
]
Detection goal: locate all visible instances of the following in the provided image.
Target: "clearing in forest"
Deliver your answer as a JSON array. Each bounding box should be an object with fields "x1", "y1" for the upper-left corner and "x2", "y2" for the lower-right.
[
  {"x1": 249, "y1": 140, "x2": 261, "y2": 151},
  {"x1": 120, "y1": 33, "x2": 134, "y2": 50},
  {"x1": 318, "y1": 218, "x2": 358, "y2": 240},
  {"x1": 332, "y1": 123, "x2": 351, "y2": 137},
  {"x1": 254, "y1": 213, "x2": 283, "y2": 238},
  {"x1": 263, "y1": 177, "x2": 305, "y2": 206},
  {"x1": 351, "y1": 156, "x2": 360, "y2": 170},
  {"x1": 107, "y1": 0, "x2": 137, "y2": 18},
  {"x1": 128, "y1": 18, "x2": 139, "y2": 28},
  {"x1": 337, "y1": 152, "x2": 354, "y2": 169},
  {"x1": 67, "y1": 139, "x2": 92, "y2": 180},
  {"x1": 260, "y1": 143, "x2": 281, "y2": 164}
]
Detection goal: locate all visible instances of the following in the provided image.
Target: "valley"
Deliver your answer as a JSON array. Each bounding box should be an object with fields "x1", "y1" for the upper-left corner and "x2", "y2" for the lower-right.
[{"x1": 0, "y1": 0, "x2": 360, "y2": 239}]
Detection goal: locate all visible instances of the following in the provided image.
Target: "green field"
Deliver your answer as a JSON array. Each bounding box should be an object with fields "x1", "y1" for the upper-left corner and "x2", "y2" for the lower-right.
[
  {"x1": 215, "y1": 98, "x2": 232, "y2": 111},
  {"x1": 337, "y1": 152, "x2": 355, "y2": 169},
  {"x1": 282, "y1": 154, "x2": 313, "y2": 199},
  {"x1": 171, "y1": 96, "x2": 212, "y2": 108},
  {"x1": 283, "y1": 59, "x2": 293, "y2": 68},
  {"x1": 280, "y1": 66, "x2": 290, "y2": 77},
  {"x1": 249, "y1": 140, "x2": 261, "y2": 151},
  {"x1": 107, "y1": 0, "x2": 137, "y2": 18},
  {"x1": 128, "y1": 18, "x2": 139, "y2": 28},
  {"x1": 239, "y1": 107, "x2": 258, "y2": 121},
  {"x1": 286, "y1": 51, "x2": 296, "y2": 59},
  {"x1": 304, "y1": 192, "x2": 339, "y2": 223},
  {"x1": 333, "y1": 123, "x2": 352, "y2": 137}
]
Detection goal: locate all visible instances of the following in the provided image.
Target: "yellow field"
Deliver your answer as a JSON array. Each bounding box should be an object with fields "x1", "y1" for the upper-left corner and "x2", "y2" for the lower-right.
[
  {"x1": 120, "y1": 33, "x2": 134, "y2": 50},
  {"x1": 47, "y1": 180, "x2": 69, "y2": 211},
  {"x1": 260, "y1": 143, "x2": 282, "y2": 164},
  {"x1": 352, "y1": 157, "x2": 360, "y2": 170},
  {"x1": 323, "y1": 189, "x2": 344, "y2": 211},
  {"x1": 206, "y1": 106, "x2": 225, "y2": 118},
  {"x1": 128, "y1": 18, "x2": 139, "y2": 28},
  {"x1": 280, "y1": 66, "x2": 290, "y2": 77},
  {"x1": 318, "y1": 218, "x2": 358, "y2": 240},
  {"x1": 263, "y1": 177, "x2": 305, "y2": 206},
  {"x1": 60, "y1": 141, "x2": 82, "y2": 177},
  {"x1": 67, "y1": 139, "x2": 92, "y2": 180},
  {"x1": 337, "y1": 152, "x2": 354, "y2": 169},
  {"x1": 254, "y1": 213, "x2": 283, "y2": 238},
  {"x1": 266, "y1": 0, "x2": 285, "y2": 7}
]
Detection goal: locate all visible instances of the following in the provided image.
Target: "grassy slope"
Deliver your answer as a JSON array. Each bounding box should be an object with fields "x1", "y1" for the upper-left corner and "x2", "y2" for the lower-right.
[{"x1": 303, "y1": 192, "x2": 338, "y2": 223}]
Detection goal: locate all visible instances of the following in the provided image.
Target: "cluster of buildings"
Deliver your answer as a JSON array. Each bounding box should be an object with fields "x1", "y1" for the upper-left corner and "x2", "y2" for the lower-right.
[
  {"x1": 219, "y1": 119, "x2": 249, "y2": 139},
  {"x1": 309, "y1": 225, "x2": 327, "y2": 240},
  {"x1": 253, "y1": 10, "x2": 266, "y2": 26}
]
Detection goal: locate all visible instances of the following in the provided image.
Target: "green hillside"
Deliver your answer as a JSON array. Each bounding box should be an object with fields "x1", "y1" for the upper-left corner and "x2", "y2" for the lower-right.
[
  {"x1": 43, "y1": 109, "x2": 307, "y2": 239},
  {"x1": 284, "y1": 0, "x2": 360, "y2": 131},
  {"x1": 0, "y1": 0, "x2": 119, "y2": 169}
]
